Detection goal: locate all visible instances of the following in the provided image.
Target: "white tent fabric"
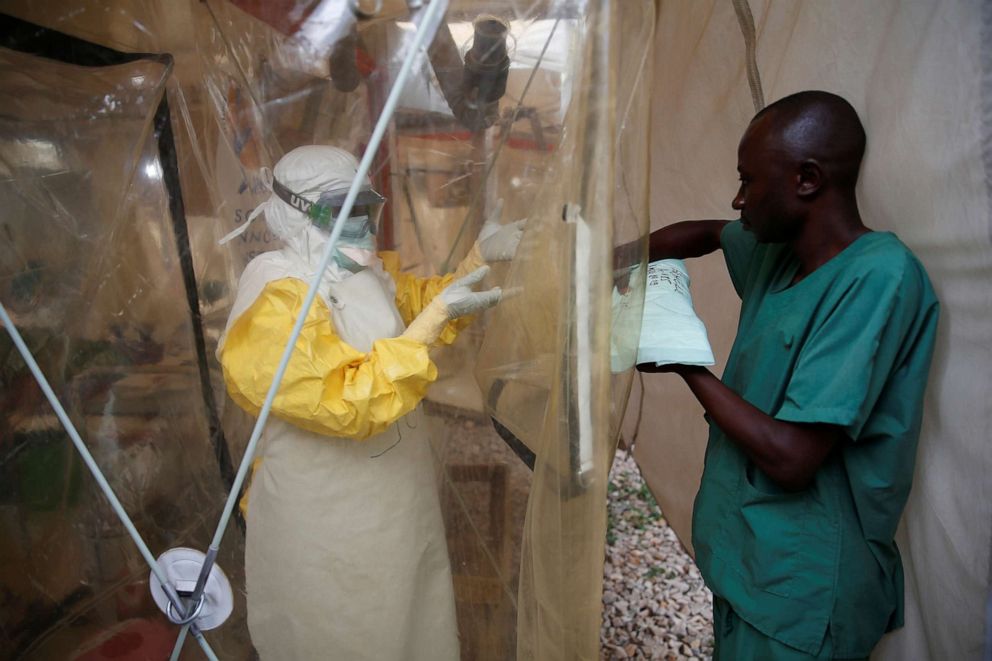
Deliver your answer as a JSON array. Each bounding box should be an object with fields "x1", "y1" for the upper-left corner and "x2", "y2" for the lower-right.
[{"x1": 626, "y1": 0, "x2": 992, "y2": 659}]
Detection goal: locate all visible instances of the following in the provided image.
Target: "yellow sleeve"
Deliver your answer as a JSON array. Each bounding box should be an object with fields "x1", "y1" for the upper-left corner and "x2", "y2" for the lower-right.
[
  {"x1": 378, "y1": 251, "x2": 471, "y2": 346},
  {"x1": 220, "y1": 277, "x2": 437, "y2": 440}
]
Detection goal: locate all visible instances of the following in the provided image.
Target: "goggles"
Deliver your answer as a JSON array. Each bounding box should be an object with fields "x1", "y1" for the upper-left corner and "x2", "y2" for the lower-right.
[{"x1": 272, "y1": 177, "x2": 385, "y2": 231}]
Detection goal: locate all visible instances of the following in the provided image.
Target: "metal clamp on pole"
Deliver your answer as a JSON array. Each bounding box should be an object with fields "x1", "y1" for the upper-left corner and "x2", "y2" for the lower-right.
[{"x1": 167, "y1": 596, "x2": 206, "y2": 626}]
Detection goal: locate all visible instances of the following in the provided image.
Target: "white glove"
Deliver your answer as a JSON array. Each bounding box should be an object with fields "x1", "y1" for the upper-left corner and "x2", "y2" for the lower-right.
[
  {"x1": 401, "y1": 266, "x2": 501, "y2": 345},
  {"x1": 477, "y1": 199, "x2": 527, "y2": 262},
  {"x1": 438, "y1": 265, "x2": 502, "y2": 318}
]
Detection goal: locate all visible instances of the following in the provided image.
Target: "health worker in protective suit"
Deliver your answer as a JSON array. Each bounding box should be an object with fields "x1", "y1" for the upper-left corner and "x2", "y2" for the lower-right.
[{"x1": 217, "y1": 145, "x2": 523, "y2": 660}]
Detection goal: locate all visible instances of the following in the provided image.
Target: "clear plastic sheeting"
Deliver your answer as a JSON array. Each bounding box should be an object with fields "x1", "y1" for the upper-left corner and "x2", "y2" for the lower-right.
[
  {"x1": 0, "y1": 1, "x2": 653, "y2": 659},
  {"x1": 476, "y1": 1, "x2": 653, "y2": 656},
  {"x1": 0, "y1": 30, "x2": 249, "y2": 659}
]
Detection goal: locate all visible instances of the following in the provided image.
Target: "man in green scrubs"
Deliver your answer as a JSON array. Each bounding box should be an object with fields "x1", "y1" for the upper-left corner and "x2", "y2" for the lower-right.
[{"x1": 636, "y1": 91, "x2": 940, "y2": 659}]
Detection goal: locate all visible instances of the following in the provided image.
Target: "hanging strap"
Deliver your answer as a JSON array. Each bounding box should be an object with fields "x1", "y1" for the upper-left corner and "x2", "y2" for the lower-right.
[
  {"x1": 218, "y1": 166, "x2": 273, "y2": 245},
  {"x1": 732, "y1": 0, "x2": 766, "y2": 112}
]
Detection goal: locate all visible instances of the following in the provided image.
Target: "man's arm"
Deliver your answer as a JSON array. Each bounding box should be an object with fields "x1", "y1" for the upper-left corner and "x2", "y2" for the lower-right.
[
  {"x1": 616, "y1": 220, "x2": 730, "y2": 270},
  {"x1": 638, "y1": 364, "x2": 842, "y2": 491},
  {"x1": 648, "y1": 220, "x2": 730, "y2": 261}
]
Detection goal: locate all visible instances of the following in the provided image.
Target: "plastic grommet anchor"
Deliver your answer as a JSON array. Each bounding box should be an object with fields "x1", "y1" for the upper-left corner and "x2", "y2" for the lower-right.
[{"x1": 149, "y1": 547, "x2": 233, "y2": 630}]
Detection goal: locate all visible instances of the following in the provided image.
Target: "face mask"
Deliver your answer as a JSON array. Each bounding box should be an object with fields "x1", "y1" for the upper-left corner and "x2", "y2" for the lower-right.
[
  {"x1": 338, "y1": 215, "x2": 376, "y2": 243},
  {"x1": 334, "y1": 246, "x2": 376, "y2": 272},
  {"x1": 332, "y1": 215, "x2": 377, "y2": 272}
]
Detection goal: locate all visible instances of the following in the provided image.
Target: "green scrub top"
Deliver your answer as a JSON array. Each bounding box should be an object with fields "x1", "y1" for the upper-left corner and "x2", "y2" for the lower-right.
[{"x1": 692, "y1": 221, "x2": 939, "y2": 657}]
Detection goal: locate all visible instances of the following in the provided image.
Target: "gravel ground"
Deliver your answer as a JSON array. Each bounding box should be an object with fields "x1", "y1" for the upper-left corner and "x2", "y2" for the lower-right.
[{"x1": 601, "y1": 449, "x2": 714, "y2": 660}]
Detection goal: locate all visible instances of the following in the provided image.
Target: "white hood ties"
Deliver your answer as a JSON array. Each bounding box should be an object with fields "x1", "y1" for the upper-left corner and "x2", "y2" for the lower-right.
[{"x1": 219, "y1": 166, "x2": 274, "y2": 246}]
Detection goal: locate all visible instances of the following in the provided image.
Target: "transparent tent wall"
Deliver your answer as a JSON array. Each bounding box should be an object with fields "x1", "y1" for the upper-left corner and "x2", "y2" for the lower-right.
[
  {"x1": 0, "y1": 1, "x2": 652, "y2": 658},
  {"x1": 0, "y1": 36, "x2": 251, "y2": 659}
]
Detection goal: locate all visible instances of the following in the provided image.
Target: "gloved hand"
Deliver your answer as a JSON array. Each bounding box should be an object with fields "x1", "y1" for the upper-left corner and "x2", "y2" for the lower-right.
[
  {"x1": 401, "y1": 266, "x2": 502, "y2": 346},
  {"x1": 453, "y1": 200, "x2": 527, "y2": 279},
  {"x1": 477, "y1": 199, "x2": 526, "y2": 262}
]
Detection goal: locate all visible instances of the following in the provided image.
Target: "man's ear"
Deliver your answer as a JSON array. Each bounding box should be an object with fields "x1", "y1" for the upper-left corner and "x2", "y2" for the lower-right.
[{"x1": 796, "y1": 159, "x2": 823, "y2": 197}]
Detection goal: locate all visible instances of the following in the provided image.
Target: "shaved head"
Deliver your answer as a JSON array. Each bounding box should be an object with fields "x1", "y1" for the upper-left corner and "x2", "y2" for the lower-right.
[
  {"x1": 748, "y1": 90, "x2": 866, "y2": 189},
  {"x1": 732, "y1": 91, "x2": 868, "y2": 243}
]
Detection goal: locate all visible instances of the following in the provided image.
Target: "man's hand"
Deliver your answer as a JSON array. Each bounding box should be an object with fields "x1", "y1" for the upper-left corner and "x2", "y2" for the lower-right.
[
  {"x1": 613, "y1": 266, "x2": 634, "y2": 293},
  {"x1": 636, "y1": 362, "x2": 691, "y2": 374},
  {"x1": 642, "y1": 364, "x2": 841, "y2": 491}
]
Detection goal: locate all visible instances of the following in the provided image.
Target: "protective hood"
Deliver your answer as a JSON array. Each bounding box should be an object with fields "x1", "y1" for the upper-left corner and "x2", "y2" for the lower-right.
[{"x1": 222, "y1": 145, "x2": 385, "y2": 282}]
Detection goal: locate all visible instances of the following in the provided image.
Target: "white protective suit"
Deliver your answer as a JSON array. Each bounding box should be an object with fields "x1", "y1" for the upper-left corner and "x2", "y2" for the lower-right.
[{"x1": 217, "y1": 146, "x2": 510, "y2": 660}]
